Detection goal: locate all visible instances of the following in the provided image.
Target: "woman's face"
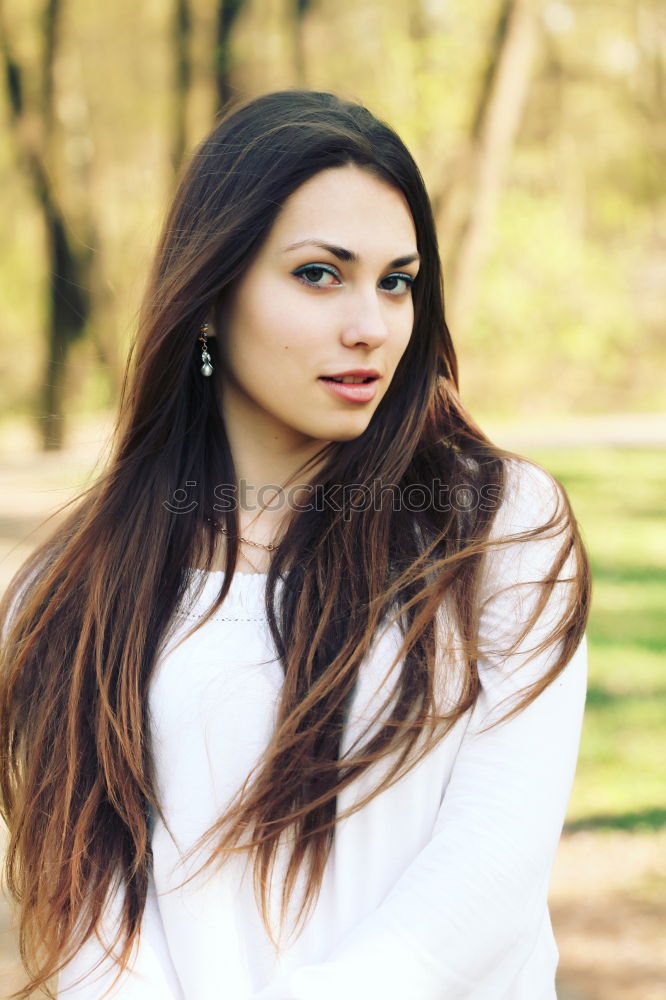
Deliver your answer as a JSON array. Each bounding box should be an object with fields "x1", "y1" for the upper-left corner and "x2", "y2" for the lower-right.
[{"x1": 215, "y1": 164, "x2": 420, "y2": 449}]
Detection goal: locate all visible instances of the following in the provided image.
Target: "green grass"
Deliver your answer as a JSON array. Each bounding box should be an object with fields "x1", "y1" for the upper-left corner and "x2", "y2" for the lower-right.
[{"x1": 526, "y1": 447, "x2": 666, "y2": 830}]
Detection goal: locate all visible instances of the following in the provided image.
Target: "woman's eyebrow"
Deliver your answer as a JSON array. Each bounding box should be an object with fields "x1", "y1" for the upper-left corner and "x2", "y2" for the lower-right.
[{"x1": 282, "y1": 239, "x2": 420, "y2": 269}]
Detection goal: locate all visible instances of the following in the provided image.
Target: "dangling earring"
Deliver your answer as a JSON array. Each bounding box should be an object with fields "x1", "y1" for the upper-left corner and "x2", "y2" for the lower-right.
[{"x1": 199, "y1": 324, "x2": 213, "y2": 377}]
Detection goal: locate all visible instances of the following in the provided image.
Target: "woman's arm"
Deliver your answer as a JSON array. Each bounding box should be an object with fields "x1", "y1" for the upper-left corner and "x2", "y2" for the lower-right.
[
  {"x1": 57, "y1": 870, "x2": 184, "y2": 1000},
  {"x1": 253, "y1": 462, "x2": 587, "y2": 1000}
]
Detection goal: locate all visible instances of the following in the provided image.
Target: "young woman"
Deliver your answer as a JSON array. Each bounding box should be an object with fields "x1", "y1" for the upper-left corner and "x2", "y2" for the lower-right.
[{"x1": 0, "y1": 90, "x2": 590, "y2": 1000}]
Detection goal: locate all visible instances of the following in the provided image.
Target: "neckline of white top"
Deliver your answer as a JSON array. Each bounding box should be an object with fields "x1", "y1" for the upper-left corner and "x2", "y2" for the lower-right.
[
  {"x1": 181, "y1": 566, "x2": 268, "y2": 619},
  {"x1": 189, "y1": 568, "x2": 268, "y2": 577}
]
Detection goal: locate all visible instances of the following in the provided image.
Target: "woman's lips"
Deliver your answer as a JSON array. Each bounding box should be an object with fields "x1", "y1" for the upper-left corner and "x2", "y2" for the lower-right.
[{"x1": 318, "y1": 377, "x2": 379, "y2": 403}]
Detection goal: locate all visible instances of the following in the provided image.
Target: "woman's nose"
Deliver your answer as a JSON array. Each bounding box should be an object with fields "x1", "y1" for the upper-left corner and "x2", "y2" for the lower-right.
[{"x1": 339, "y1": 290, "x2": 389, "y2": 348}]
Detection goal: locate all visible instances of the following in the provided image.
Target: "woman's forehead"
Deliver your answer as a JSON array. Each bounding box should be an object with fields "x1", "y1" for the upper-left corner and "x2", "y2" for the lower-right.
[{"x1": 267, "y1": 165, "x2": 417, "y2": 257}]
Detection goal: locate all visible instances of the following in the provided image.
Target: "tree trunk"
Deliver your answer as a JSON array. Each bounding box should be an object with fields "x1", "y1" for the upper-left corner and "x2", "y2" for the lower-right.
[
  {"x1": 292, "y1": 0, "x2": 313, "y2": 86},
  {"x1": 442, "y1": 0, "x2": 538, "y2": 334},
  {"x1": 214, "y1": 0, "x2": 247, "y2": 112},
  {"x1": 1, "y1": 0, "x2": 92, "y2": 450},
  {"x1": 172, "y1": 0, "x2": 193, "y2": 171},
  {"x1": 42, "y1": 208, "x2": 91, "y2": 450}
]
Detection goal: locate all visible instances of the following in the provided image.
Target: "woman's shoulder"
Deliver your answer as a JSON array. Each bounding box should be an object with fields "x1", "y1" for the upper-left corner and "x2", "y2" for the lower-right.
[
  {"x1": 492, "y1": 456, "x2": 566, "y2": 537},
  {"x1": 439, "y1": 443, "x2": 568, "y2": 540},
  {"x1": 476, "y1": 455, "x2": 577, "y2": 616}
]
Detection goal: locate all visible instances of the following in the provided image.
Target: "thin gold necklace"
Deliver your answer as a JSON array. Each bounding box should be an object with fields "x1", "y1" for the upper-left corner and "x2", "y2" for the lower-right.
[{"x1": 206, "y1": 517, "x2": 277, "y2": 552}]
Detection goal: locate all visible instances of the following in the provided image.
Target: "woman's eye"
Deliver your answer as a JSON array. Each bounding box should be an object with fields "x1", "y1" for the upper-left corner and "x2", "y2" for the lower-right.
[
  {"x1": 380, "y1": 273, "x2": 415, "y2": 296},
  {"x1": 292, "y1": 264, "x2": 340, "y2": 287},
  {"x1": 292, "y1": 265, "x2": 415, "y2": 295}
]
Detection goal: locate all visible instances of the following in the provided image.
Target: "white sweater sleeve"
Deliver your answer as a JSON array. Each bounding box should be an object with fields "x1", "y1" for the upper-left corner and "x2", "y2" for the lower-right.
[
  {"x1": 253, "y1": 461, "x2": 588, "y2": 1000},
  {"x1": 57, "y1": 870, "x2": 184, "y2": 1000}
]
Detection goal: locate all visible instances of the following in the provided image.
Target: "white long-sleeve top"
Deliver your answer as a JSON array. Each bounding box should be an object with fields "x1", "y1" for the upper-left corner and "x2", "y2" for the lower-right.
[{"x1": 57, "y1": 461, "x2": 587, "y2": 1000}]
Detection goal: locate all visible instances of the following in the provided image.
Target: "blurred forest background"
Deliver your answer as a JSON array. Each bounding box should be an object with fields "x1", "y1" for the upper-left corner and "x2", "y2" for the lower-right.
[
  {"x1": 0, "y1": 1, "x2": 665, "y2": 999},
  {"x1": 0, "y1": 0, "x2": 664, "y2": 447}
]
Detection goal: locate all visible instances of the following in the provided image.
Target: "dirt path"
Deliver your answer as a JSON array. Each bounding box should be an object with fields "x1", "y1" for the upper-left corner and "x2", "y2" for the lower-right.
[{"x1": 552, "y1": 831, "x2": 666, "y2": 1000}]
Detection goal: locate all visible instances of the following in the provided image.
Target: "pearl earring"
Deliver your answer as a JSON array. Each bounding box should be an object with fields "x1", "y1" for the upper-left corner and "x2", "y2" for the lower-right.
[{"x1": 199, "y1": 324, "x2": 213, "y2": 377}]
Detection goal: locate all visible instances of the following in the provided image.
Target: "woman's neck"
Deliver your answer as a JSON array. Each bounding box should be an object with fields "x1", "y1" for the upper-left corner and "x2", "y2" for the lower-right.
[{"x1": 220, "y1": 401, "x2": 328, "y2": 551}]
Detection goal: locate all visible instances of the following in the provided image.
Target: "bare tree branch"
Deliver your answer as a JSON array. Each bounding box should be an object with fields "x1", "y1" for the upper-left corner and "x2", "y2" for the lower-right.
[{"x1": 42, "y1": 0, "x2": 60, "y2": 135}]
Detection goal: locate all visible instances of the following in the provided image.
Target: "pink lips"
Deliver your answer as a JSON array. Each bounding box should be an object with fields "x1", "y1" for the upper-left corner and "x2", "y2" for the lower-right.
[
  {"x1": 318, "y1": 375, "x2": 379, "y2": 403},
  {"x1": 322, "y1": 369, "x2": 381, "y2": 379}
]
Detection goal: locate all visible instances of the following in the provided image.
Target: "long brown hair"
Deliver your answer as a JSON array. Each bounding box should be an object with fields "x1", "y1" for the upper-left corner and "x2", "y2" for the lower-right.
[{"x1": 0, "y1": 90, "x2": 590, "y2": 998}]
